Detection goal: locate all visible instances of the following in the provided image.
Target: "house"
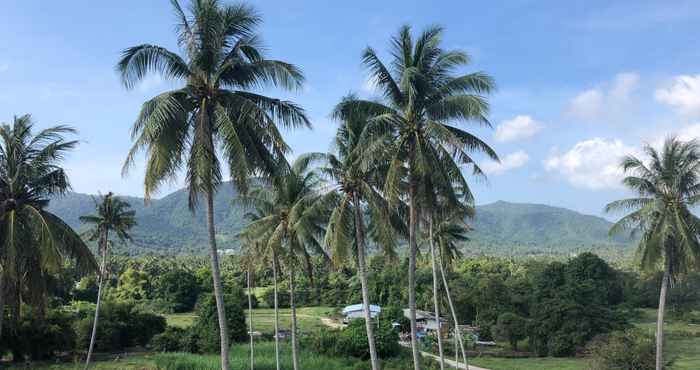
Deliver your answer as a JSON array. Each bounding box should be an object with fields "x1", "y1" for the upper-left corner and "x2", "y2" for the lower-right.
[
  {"x1": 342, "y1": 304, "x2": 381, "y2": 322},
  {"x1": 403, "y1": 309, "x2": 448, "y2": 334}
]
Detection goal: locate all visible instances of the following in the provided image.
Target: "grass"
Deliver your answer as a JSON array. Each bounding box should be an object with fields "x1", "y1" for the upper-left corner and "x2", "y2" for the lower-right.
[
  {"x1": 632, "y1": 308, "x2": 700, "y2": 370},
  {"x1": 165, "y1": 306, "x2": 338, "y2": 334},
  {"x1": 468, "y1": 357, "x2": 587, "y2": 370}
]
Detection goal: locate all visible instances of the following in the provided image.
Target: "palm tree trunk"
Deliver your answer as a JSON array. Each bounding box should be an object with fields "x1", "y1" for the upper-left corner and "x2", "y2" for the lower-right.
[
  {"x1": 247, "y1": 269, "x2": 254, "y2": 370},
  {"x1": 408, "y1": 177, "x2": 421, "y2": 370},
  {"x1": 272, "y1": 252, "x2": 281, "y2": 370},
  {"x1": 438, "y1": 250, "x2": 468, "y2": 369},
  {"x1": 352, "y1": 193, "x2": 381, "y2": 370},
  {"x1": 205, "y1": 189, "x2": 230, "y2": 370},
  {"x1": 84, "y1": 228, "x2": 108, "y2": 370},
  {"x1": 428, "y1": 217, "x2": 445, "y2": 370},
  {"x1": 656, "y1": 262, "x2": 670, "y2": 370},
  {"x1": 0, "y1": 269, "x2": 5, "y2": 338},
  {"x1": 289, "y1": 263, "x2": 300, "y2": 370}
]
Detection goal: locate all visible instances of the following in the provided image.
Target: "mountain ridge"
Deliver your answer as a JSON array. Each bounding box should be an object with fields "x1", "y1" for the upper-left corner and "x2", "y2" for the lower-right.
[{"x1": 47, "y1": 186, "x2": 631, "y2": 256}]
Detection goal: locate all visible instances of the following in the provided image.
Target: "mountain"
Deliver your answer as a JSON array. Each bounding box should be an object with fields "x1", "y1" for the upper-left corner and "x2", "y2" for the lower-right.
[{"x1": 47, "y1": 187, "x2": 632, "y2": 256}]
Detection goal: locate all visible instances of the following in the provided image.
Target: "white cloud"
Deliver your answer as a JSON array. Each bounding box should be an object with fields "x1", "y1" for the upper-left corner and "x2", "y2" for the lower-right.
[
  {"x1": 566, "y1": 72, "x2": 639, "y2": 121},
  {"x1": 544, "y1": 138, "x2": 639, "y2": 190},
  {"x1": 655, "y1": 74, "x2": 700, "y2": 117},
  {"x1": 0, "y1": 64, "x2": 8, "y2": 72},
  {"x1": 567, "y1": 88, "x2": 603, "y2": 120},
  {"x1": 494, "y1": 115, "x2": 544, "y2": 142},
  {"x1": 482, "y1": 150, "x2": 529, "y2": 175},
  {"x1": 137, "y1": 74, "x2": 164, "y2": 92}
]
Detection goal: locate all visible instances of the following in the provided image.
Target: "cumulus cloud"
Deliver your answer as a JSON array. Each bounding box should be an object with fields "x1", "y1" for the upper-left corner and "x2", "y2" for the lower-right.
[
  {"x1": 655, "y1": 74, "x2": 700, "y2": 117},
  {"x1": 482, "y1": 151, "x2": 529, "y2": 175},
  {"x1": 566, "y1": 72, "x2": 639, "y2": 121},
  {"x1": 544, "y1": 138, "x2": 639, "y2": 190},
  {"x1": 494, "y1": 115, "x2": 544, "y2": 142}
]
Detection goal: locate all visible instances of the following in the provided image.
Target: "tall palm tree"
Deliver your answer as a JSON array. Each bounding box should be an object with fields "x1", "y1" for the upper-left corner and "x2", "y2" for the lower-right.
[
  {"x1": 607, "y1": 137, "x2": 700, "y2": 370},
  {"x1": 335, "y1": 25, "x2": 497, "y2": 369},
  {"x1": 240, "y1": 199, "x2": 282, "y2": 370},
  {"x1": 80, "y1": 192, "x2": 136, "y2": 370},
  {"x1": 242, "y1": 158, "x2": 327, "y2": 370},
  {"x1": 117, "y1": 2, "x2": 309, "y2": 368},
  {"x1": 0, "y1": 114, "x2": 97, "y2": 336},
  {"x1": 303, "y1": 100, "x2": 398, "y2": 370}
]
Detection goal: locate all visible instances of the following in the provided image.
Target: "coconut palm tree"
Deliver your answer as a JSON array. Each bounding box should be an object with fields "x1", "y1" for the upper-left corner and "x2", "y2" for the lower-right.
[
  {"x1": 0, "y1": 114, "x2": 97, "y2": 336},
  {"x1": 240, "y1": 199, "x2": 282, "y2": 370},
  {"x1": 606, "y1": 137, "x2": 700, "y2": 370},
  {"x1": 302, "y1": 99, "x2": 399, "y2": 370},
  {"x1": 242, "y1": 158, "x2": 327, "y2": 370},
  {"x1": 80, "y1": 192, "x2": 136, "y2": 370},
  {"x1": 117, "y1": 1, "x2": 309, "y2": 367},
  {"x1": 335, "y1": 25, "x2": 497, "y2": 369}
]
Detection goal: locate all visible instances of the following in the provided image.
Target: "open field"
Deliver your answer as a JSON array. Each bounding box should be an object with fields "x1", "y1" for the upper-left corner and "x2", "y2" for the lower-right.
[{"x1": 165, "y1": 306, "x2": 339, "y2": 334}]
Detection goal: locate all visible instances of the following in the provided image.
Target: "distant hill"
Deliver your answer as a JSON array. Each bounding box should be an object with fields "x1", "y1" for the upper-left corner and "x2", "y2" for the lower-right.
[{"x1": 48, "y1": 187, "x2": 632, "y2": 256}]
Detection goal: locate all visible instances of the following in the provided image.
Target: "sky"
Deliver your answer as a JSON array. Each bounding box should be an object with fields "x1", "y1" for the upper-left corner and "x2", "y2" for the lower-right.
[{"x1": 1, "y1": 0, "x2": 700, "y2": 218}]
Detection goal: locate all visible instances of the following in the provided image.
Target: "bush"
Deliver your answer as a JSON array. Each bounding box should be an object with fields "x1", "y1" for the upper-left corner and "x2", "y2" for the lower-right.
[
  {"x1": 304, "y1": 319, "x2": 401, "y2": 359},
  {"x1": 190, "y1": 293, "x2": 247, "y2": 353},
  {"x1": 262, "y1": 286, "x2": 290, "y2": 308},
  {"x1": 0, "y1": 306, "x2": 76, "y2": 361},
  {"x1": 75, "y1": 300, "x2": 166, "y2": 351},
  {"x1": 150, "y1": 326, "x2": 191, "y2": 352},
  {"x1": 588, "y1": 329, "x2": 656, "y2": 370},
  {"x1": 492, "y1": 312, "x2": 527, "y2": 350}
]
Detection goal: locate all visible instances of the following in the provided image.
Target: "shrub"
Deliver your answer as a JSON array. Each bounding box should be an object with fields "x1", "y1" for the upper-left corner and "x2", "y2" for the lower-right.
[
  {"x1": 0, "y1": 306, "x2": 76, "y2": 361},
  {"x1": 305, "y1": 319, "x2": 400, "y2": 359},
  {"x1": 150, "y1": 326, "x2": 190, "y2": 352},
  {"x1": 492, "y1": 312, "x2": 527, "y2": 350},
  {"x1": 75, "y1": 300, "x2": 166, "y2": 351},
  {"x1": 190, "y1": 293, "x2": 247, "y2": 353},
  {"x1": 588, "y1": 329, "x2": 655, "y2": 370},
  {"x1": 262, "y1": 286, "x2": 290, "y2": 308}
]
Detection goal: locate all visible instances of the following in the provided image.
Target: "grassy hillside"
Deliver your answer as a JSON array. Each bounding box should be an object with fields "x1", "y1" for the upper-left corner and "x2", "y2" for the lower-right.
[{"x1": 48, "y1": 187, "x2": 632, "y2": 256}]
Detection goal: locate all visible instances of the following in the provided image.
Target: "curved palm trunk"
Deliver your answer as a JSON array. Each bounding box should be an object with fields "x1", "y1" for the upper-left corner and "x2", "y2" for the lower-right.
[
  {"x1": 408, "y1": 178, "x2": 421, "y2": 370},
  {"x1": 205, "y1": 189, "x2": 230, "y2": 370},
  {"x1": 438, "y1": 249, "x2": 468, "y2": 368},
  {"x1": 272, "y1": 252, "x2": 281, "y2": 370},
  {"x1": 289, "y1": 263, "x2": 300, "y2": 370},
  {"x1": 352, "y1": 193, "x2": 381, "y2": 370},
  {"x1": 656, "y1": 261, "x2": 670, "y2": 370},
  {"x1": 84, "y1": 228, "x2": 108, "y2": 370},
  {"x1": 428, "y1": 218, "x2": 445, "y2": 370},
  {"x1": 247, "y1": 269, "x2": 254, "y2": 370}
]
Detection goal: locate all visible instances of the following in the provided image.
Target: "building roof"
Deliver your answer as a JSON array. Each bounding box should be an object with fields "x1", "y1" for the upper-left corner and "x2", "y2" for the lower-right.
[
  {"x1": 403, "y1": 309, "x2": 448, "y2": 322},
  {"x1": 342, "y1": 304, "x2": 381, "y2": 315}
]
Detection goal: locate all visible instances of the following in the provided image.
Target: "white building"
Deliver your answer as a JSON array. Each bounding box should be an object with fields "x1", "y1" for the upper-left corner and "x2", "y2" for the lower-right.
[
  {"x1": 403, "y1": 309, "x2": 448, "y2": 333},
  {"x1": 342, "y1": 304, "x2": 381, "y2": 321}
]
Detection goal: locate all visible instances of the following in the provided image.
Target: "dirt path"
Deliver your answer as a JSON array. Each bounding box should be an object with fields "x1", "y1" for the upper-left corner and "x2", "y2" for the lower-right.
[
  {"x1": 400, "y1": 342, "x2": 490, "y2": 370},
  {"x1": 320, "y1": 317, "x2": 346, "y2": 329}
]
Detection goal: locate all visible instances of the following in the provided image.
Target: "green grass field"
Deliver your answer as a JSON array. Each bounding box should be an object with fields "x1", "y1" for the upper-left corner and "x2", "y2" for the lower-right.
[{"x1": 165, "y1": 306, "x2": 339, "y2": 334}]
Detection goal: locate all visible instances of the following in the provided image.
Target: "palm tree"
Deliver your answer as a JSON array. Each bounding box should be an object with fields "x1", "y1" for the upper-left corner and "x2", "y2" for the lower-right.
[
  {"x1": 117, "y1": 1, "x2": 309, "y2": 368},
  {"x1": 431, "y1": 210, "x2": 470, "y2": 368},
  {"x1": 303, "y1": 99, "x2": 398, "y2": 370},
  {"x1": 80, "y1": 192, "x2": 136, "y2": 370},
  {"x1": 242, "y1": 158, "x2": 327, "y2": 370},
  {"x1": 335, "y1": 25, "x2": 497, "y2": 369},
  {"x1": 0, "y1": 114, "x2": 97, "y2": 336},
  {"x1": 240, "y1": 200, "x2": 282, "y2": 370},
  {"x1": 606, "y1": 137, "x2": 700, "y2": 370}
]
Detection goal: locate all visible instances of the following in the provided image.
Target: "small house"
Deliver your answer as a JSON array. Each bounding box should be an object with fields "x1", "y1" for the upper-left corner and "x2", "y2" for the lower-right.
[
  {"x1": 403, "y1": 309, "x2": 448, "y2": 334},
  {"x1": 342, "y1": 304, "x2": 381, "y2": 322}
]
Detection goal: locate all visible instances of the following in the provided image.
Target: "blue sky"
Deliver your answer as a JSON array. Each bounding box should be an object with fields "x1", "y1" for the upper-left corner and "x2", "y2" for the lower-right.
[{"x1": 1, "y1": 0, "x2": 700, "y2": 218}]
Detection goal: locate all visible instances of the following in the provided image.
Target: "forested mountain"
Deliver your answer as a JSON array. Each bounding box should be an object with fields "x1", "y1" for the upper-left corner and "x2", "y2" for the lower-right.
[{"x1": 48, "y1": 187, "x2": 631, "y2": 256}]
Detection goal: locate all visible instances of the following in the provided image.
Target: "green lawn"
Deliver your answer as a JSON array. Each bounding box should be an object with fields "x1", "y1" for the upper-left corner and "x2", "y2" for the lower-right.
[
  {"x1": 632, "y1": 308, "x2": 700, "y2": 370},
  {"x1": 469, "y1": 357, "x2": 586, "y2": 370},
  {"x1": 165, "y1": 306, "x2": 339, "y2": 334}
]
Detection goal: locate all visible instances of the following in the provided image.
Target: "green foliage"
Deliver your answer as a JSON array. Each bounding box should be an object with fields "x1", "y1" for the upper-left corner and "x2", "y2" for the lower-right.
[
  {"x1": 153, "y1": 268, "x2": 201, "y2": 313},
  {"x1": 189, "y1": 293, "x2": 247, "y2": 353},
  {"x1": 75, "y1": 301, "x2": 166, "y2": 351},
  {"x1": 0, "y1": 306, "x2": 76, "y2": 361},
  {"x1": 150, "y1": 326, "x2": 191, "y2": 352},
  {"x1": 262, "y1": 286, "x2": 290, "y2": 308},
  {"x1": 304, "y1": 320, "x2": 401, "y2": 359},
  {"x1": 587, "y1": 329, "x2": 656, "y2": 370},
  {"x1": 112, "y1": 267, "x2": 151, "y2": 301},
  {"x1": 492, "y1": 312, "x2": 528, "y2": 350}
]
